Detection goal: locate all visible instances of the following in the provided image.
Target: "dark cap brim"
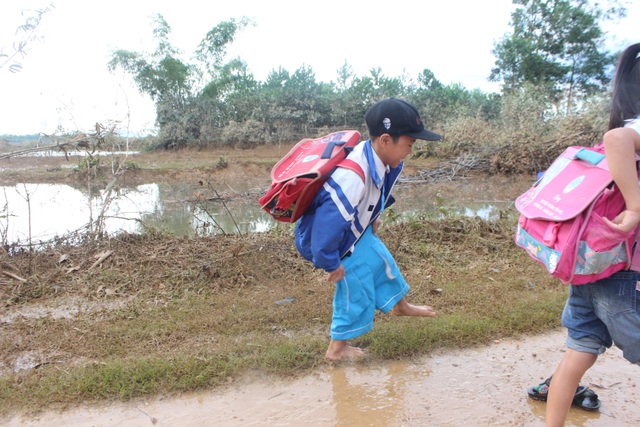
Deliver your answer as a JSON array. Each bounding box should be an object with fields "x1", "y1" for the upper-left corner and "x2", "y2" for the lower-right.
[{"x1": 403, "y1": 129, "x2": 442, "y2": 141}]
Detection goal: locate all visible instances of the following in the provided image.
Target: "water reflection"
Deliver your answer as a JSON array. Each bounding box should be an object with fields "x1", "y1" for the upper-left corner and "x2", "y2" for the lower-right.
[
  {"x1": 331, "y1": 361, "x2": 413, "y2": 426},
  {"x1": 15, "y1": 150, "x2": 139, "y2": 158},
  {"x1": 391, "y1": 185, "x2": 513, "y2": 221},
  {"x1": 0, "y1": 182, "x2": 273, "y2": 246},
  {"x1": 395, "y1": 203, "x2": 509, "y2": 221},
  {"x1": 190, "y1": 203, "x2": 273, "y2": 235},
  {"x1": 0, "y1": 181, "x2": 511, "y2": 246},
  {"x1": 0, "y1": 183, "x2": 161, "y2": 244}
]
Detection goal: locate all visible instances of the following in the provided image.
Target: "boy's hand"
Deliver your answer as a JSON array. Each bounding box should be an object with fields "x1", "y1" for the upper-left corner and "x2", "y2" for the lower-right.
[
  {"x1": 327, "y1": 265, "x2": 345, "y2": 283},
  {"x1": 373, "y1": 218, "x2": 381, "y2": 235}
]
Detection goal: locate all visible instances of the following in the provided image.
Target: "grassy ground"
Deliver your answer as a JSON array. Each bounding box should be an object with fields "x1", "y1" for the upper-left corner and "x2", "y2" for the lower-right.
[
  {"x1": 0, "y1": 217, "x2": 566, "y2": 416},
  {"x1": 0, "y1": 146, "x2": 566, "y2": 417}
]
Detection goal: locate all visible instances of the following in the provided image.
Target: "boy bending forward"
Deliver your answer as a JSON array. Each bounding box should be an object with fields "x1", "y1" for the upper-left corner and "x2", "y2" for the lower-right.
[{"x1": 295, "y1": 98, "x2": 440, "y2": 361}]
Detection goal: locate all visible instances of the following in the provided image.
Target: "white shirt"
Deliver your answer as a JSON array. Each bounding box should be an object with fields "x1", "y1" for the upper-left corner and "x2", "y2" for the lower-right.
[{"x1": 625, "y1": 116, "x2": 640, "y2": 134}]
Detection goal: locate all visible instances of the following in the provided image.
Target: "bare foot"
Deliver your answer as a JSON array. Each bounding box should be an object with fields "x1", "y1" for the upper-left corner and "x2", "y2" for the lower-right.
[
  {"x1": 391, "y1": 298, "x2": 436, "y2": 317},
  {"x1": 325, "y1": 340, "x2": 366, "y2": 361}
]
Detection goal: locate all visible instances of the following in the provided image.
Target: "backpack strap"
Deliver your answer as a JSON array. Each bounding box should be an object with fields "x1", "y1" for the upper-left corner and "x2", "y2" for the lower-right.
[{"x1": 338, "y1": 159, "x2": 365, "y2": 182}]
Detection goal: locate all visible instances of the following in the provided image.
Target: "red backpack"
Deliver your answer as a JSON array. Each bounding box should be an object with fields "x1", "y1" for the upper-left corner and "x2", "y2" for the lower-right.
[
  {"x1": 514, "y1": 144, "x2": 640, "y2": 284},
  {"x1": 259, "y1": 130, "x2": 365, "y2": 223}
]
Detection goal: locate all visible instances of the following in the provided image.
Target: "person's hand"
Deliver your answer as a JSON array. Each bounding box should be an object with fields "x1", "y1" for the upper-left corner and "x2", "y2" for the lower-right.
[
  {"x1": 327, "y1": 264, "x2": 345, "y2": 283},
  {"x1": 372, "y1": 218, "x2": 381, "y2": 235},
  {"x1": 603, "y1": 209, "x2": 640, "y2": 233}
]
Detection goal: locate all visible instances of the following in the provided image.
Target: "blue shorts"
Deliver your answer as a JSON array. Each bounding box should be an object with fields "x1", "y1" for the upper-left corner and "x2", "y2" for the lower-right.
[
  {"x1": 562, "y1": 271, "x2": 640, "y2": 364},
  {"x1": 330, "y1": 227, "x2": 409, "y2": 340}
]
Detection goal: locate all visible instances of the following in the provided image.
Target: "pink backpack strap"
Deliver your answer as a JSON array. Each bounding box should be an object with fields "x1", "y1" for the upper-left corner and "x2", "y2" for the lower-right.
[{"x1": 338, "y1": 159, "x2": 365, "y2": 182}]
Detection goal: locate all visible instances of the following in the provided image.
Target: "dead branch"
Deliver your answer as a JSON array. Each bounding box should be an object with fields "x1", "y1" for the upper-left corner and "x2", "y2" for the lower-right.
[
  {"x1": 0, "y1": 125, "x2": 115, "y2": 161},
  {"x1": 88, "y1": 250, "x2": 113, "y2": 270},
  {"x1": 0, "y1": 142, "x2": 76, "y2": 160},
  {"x1": 1, "y1": 269, "x2": 27, "y2": 282},
  {"x1": 401, "y1": 154, "x2": 490, "y2": 184}
]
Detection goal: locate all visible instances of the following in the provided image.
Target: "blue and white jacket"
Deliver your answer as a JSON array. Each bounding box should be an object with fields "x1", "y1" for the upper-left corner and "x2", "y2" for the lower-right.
[{"x1": 294, "y1": 139, "x2": 402, "y2": 272}]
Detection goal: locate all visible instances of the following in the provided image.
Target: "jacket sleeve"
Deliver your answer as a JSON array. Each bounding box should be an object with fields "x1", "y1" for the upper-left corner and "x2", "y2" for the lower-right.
[{"x1": 308, "y1": 169, "x2": 365, "y2": 272}]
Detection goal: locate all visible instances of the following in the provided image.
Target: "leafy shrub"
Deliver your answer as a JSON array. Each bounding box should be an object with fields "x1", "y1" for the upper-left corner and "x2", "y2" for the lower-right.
[{"x1": 217, "y1": 120, "x2": 270, "y2": 148}]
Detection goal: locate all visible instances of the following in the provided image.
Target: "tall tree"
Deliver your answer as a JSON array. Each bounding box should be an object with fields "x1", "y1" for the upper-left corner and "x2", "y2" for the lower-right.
[
  {"x1": 490, "y1": 0, "x2": 625, "y2": 111},
  {"x1": 194, "y1": 17, "x2": 252, "y2": 85},
  {"x1": 331, "y1": 61, "x2": 357, "y2": 127},
  {"x1": 108, "y1": 15, "x2": 191, "y2": 104},
  {"x1": 108, "y1": 15, "x2": 250, "y2": 146}
]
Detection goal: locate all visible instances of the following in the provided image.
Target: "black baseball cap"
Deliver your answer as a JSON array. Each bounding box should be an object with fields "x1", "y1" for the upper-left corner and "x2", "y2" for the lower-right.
[{"x1": 364, "y1": 98, "x2": 442, "y2": 141}]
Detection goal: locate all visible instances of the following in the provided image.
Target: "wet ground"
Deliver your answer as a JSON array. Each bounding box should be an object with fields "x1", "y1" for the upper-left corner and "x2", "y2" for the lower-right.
[
  {"x1": 2, "y1": 149, "x2": 637, "y2": 426},
  {"x1": 5, "y1": 329, "x2": 638, "y2": 427}
]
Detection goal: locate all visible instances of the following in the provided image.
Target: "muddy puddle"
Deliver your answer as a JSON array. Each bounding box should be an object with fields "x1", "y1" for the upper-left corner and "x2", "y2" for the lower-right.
[{"x1": 4, "y1": 329, "x2": 638, "y2": 427}]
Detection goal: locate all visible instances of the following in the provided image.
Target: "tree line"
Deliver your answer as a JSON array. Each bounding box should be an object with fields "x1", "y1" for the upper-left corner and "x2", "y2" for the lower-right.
[{"x1": 106, "y1": 0, "x2": 626, "y2": 151}]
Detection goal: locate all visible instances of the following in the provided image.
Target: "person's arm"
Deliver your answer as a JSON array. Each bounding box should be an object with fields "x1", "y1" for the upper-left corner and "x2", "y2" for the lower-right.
[
  {"x1": 311, "y1": 168, "x2": 365, "y2": 275},
  {"x1": 603, "y1": 126, "x2": 640, "y2": 232}
]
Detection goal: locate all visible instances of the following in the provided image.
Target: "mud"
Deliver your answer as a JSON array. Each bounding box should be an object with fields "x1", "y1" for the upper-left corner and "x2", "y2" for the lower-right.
[{"x1": 5, "y1": 329, "x2": 638, "y2": 427}]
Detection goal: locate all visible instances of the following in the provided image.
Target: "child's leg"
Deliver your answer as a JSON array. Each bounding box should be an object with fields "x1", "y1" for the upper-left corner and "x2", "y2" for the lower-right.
[
  {"x1": 391, "y1": 297, "x2": 436, "y2": 317},
  {"x1": 545, "y1": 272, "x2": 640, "y2": 422},
  {"x1": 546, "y1": 349, "x2": 597, "y2": 427},
  {"x1": 325, "y1": 339, "x2": 365, "y2": 361},
  {"x1": 366, "y1": 232, "x2": 436, "y2": 317},
  {"x1": 326, "y1": 234, "x2": 376, "y2": 361}
]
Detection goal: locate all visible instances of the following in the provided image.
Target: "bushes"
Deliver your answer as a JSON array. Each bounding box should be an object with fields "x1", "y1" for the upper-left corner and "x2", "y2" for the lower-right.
[
  {"x1": 216, "y1": 120, "x2": 270, "y2": 148},
  {"x1": 149, "y1": 81, "x2": 612, "y2": 177},
  {"x1": 424, "y1": 84, "x2": 611, "y2": 176}
]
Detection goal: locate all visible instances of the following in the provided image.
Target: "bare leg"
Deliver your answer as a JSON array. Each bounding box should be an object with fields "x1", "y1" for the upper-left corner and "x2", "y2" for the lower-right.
[
  {"x1": 546, "y1": 349, "x2": 598, "y2": 427},
  {"x1": 325, "y1": 339, "x2": 365, "y2": 361},
  {"x1": 391, "y1": 297, "x2": 436, "y2": 317}
]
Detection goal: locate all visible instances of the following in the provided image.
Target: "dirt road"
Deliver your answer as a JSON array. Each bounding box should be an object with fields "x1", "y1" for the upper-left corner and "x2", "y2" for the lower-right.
[{"x1": 4, "y1": 328, "x2": 639, "y2": 427}]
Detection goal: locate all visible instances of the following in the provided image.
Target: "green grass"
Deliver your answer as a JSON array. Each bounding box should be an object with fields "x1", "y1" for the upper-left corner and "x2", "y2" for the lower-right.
[{"x1": 0, "y1": 215, "x2": 568, "y2": 416}]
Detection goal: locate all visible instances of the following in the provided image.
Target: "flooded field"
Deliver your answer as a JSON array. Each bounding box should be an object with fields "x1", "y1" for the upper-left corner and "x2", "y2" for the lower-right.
[
  {"x1": 0, "y1": 180, "x2": 514, "y2": 246},
  {"x1": 0, "y1": 146, "x2": 527, "y2": 258}
]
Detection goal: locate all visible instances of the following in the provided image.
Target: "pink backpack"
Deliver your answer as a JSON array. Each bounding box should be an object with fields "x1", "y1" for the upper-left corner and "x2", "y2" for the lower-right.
[{"x1": 514, "y1": 144, "x2": 640, "y2": 285}]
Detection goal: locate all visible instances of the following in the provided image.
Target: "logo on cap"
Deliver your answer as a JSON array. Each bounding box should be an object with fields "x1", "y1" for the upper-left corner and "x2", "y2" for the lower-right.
[{"x1": 383, "y1": 118, "x2": 391, "y2": 130}]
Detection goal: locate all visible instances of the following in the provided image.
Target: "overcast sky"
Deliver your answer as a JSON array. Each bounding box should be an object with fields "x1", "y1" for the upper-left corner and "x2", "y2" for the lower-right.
[{"x1": 1, "y1": 0, "x2": 638, "y2": 136}]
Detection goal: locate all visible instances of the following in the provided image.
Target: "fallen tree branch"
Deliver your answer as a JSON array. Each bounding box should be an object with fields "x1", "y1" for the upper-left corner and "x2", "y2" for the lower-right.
[
  {"x1": 1, "y1": 269, "x2": 27, "y2": 282},
  {"x1": 89, "y1": 250, "x2": 113, "y2": 270},
  {"x1": 0, "y1": 142, "x2": 76, "y2": 160},
  {"x1": 401, "y1": 155, "x2": 490, "y2": 183}
]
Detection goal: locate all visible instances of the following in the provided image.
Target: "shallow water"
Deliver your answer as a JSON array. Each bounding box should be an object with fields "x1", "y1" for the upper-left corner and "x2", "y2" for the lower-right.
[
  {"x1": 0, "y1": 182, "x2": 273, "y2": 246},
  {"x1": 0, "y1": 177, "x2": 518, "y2": 247},
  {"x1": 5, "y1": 329, "x2": 638, "y2": 427}
]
